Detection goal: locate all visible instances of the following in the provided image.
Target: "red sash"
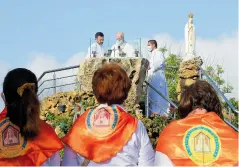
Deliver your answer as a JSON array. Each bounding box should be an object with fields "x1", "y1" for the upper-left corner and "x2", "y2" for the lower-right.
[
  {"x1": 0, "y1": 108, "x2": 64, "y2": 166},
  {"x1": 62, "y1": 105, "x2": 138, "y2": 163},
  {"x1": 156, "y1": 112, "x2": 238, "y2": 166}
]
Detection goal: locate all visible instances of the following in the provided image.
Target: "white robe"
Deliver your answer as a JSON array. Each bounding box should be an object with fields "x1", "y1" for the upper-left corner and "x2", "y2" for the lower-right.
[
  {"x1": 154, "y1": 151, "x2": 174, "y2": 166},
  {"x1": 86, "y1": 42, "x2": 105, "y2": 58},
  {"x1": 41, "y1": 152, "x2": 61, "y2": 166},
  {"x1": 147, "y1": 49, "x2": 170, "y2": 115},
  {"x1": 110, "y1": 42, "x2": 135, "y2": 57},
  {"x1": 61, "y1": 104, "x2": 155, "y2": 166}
]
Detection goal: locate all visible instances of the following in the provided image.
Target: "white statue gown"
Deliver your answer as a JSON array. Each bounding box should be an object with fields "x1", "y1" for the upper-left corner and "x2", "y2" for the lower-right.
[
  {"x1": 147, "y1": 50, "x2": 170, "y2": 115},
  {"x1": 184, "y1": 17, "x2": 196, "y2": 61}
]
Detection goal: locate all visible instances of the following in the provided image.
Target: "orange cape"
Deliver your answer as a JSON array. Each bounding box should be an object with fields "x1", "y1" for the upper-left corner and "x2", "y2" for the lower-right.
[
  {"x1": 62, "y1": 105, "x2": 138, "y2": 163},
  {"x1": 0, "y1": 108, "x2": 64, "y2": 166},
  {"x1": 156, "y1": 112, "x2": 238, "y2": 166}
]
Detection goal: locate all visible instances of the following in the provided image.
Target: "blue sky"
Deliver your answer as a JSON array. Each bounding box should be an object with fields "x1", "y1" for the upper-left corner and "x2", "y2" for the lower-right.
[
  {"x1": 0, "y1": 0, "x2": 238, "y2": 109},
  {"x1": 0, "y1": 0, "x2": 237, "y2": 65}
]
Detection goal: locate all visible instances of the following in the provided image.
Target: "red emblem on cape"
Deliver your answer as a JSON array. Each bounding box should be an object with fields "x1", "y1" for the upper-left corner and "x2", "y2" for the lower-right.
[{"x1": 93, "y1": 108, "x2": 110, "y2": 127}]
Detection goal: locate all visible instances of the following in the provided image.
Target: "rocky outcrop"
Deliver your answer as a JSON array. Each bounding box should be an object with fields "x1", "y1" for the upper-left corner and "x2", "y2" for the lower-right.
[
  {"x1": 40, "y1": 91, "x2": 96, "y2": 136},
  {"x1": 176, "y1": 56, "x2": 203, "y2": 100},
  {"x1": 78, "y1": 58, "x2": 149, "y2": 107}
]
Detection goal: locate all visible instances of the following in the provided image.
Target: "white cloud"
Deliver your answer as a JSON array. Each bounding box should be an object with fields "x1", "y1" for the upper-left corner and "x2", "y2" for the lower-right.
[
  {"x1": 64, "y1": 52, "x2": 85, "y2": 67},
  {"x1": 197, "y1": 33, "x2": 238, "y2": 99},
  {"x1": 25, "y1": 52, "x2": 85, "y2": 100},
  {"x1": 26, "y1": 52, "x2": 85, "y2": 77},
  {"x1": 26, "y1": 53, "x2": 59, "y2": 77}
]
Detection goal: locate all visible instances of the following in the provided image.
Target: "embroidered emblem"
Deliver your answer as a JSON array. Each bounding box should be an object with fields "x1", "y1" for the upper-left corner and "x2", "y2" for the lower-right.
[
  {"x1": 3, "y1": 125, "x2": 20, "y2": 146},
  {"x1": 183, "y1": 125, "x2": 221, "y2": 166},
  {"x1": 0, "y1": 118, "x2": 28, "y2": 158},
  {"x1": 86, "y1": 106, "x2": 119, "y2": 137}
]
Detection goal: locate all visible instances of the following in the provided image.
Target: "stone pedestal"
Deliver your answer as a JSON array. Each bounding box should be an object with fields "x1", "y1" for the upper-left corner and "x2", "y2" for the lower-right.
[
  {"x1": 176, "y1": 56, "x2": 203, "y2": 100},
  {"x1": 78, "y1": 57, "x2": 149, "y2": 108}
]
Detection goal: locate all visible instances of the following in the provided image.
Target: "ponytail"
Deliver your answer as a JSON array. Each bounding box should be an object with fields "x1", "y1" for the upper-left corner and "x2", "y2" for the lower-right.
[{"x1": 7, "y1": 87, "x2": 40, "y2": 140}]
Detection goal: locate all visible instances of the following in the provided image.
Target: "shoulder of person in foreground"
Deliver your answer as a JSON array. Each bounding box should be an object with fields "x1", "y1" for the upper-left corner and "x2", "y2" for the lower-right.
[
  {"x1": 37, "y1": 120, "x2": 63, "y2": 147},
  {"x1": 41, "y1": 152, "x2": 61, "y2": 166},
  {"x1": 136, "y1": 120, "x2": 155, "y2": 166},
  {"x1": 154, "y1": 151, "x2": 175, "y2": 167},
  {"x1": 157, "y1": 119, "x2": 179, "y2": 142},
  {"x1": 61, "y1": 145, "x2": 80, "y2": 166},
  {"x1": 154, "y1": 120, "x2": 178, "y2": 166}
]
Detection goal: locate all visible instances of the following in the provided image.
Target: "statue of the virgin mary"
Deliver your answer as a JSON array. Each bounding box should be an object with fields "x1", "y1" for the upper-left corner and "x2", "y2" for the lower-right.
[{"x1": 184, "y1": 13, "x2": 196, "y2": 61}]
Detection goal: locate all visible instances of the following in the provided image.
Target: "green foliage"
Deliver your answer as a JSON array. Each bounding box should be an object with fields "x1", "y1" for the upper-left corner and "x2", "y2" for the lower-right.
[
  {"x1": 232, "y1": 113, "x2": 238, "y2": 128},
  {"x1": 81, "y1": 96, "x2": 96, "y2": 109},
  {"x1": 58, "y1": 116, "x2": 73, "y2": 134},
  {"x1": 46, "y1": 113, "x2": 73, "y2": 135},
  {"x1": 228, "y1": 98, "x2": 239, "y2": 110},
  {"x1": 46, "y1": 112, "x2": 56, "y2": 121},
  {"x1": 141, "y1": 115, "x2": 170, "y2": 148},
  {"x1": 164, "y1": 54, "x2": 182, "y2": 101},
  {"x1": 223, "y1": 98, "x2": 239, "y2": 127},
  {"x1": 140, "y1": 110, "x2": 178, "y2": 148},
  {"x1": 59, "y1": 149, "x2": 64, "y2": 159},
  {"x1": 205, "y1": 65, "x2": 232, "y2": 93},
  {"x1": 159, "y1": 46, "x2": 167, "y2": 54}
]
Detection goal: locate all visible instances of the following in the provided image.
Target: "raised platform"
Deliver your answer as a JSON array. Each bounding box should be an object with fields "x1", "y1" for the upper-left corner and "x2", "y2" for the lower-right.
[{"x1": 78, "y1": 57, "x2": 149, "y2": 106}]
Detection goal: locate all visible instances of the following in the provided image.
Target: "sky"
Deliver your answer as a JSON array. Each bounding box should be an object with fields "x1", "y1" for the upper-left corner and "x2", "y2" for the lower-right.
[{"x1": 0, "y1": 0, "x2": 238, "y2": 109}]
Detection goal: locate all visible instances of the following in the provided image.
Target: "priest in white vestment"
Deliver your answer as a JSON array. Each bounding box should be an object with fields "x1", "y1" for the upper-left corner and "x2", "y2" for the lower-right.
[
  {"x1": 147, "y1": 40, "x2": 170, "y2": 116},
  {"x1": 86, "y1": 32, "x2": 105, "y2": 58},
  {"x1": 110, "y1": 32, "x2": 135, "y2": 57}
]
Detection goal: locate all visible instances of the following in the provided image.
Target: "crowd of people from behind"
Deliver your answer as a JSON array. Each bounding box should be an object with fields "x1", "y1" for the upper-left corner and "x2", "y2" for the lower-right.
[{"x1": 0, "y1": 62, "x2": 238, "y2": 166}]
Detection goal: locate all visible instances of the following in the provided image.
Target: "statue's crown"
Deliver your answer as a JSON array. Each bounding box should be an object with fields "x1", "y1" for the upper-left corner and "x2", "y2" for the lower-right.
[{"x1": 188, "y1": 13, "x2": 193, "y2": 18}]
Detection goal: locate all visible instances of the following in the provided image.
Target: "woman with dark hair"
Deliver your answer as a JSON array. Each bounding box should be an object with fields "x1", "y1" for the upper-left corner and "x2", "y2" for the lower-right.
[
  {"x1": 0, "y1": 68, "x2": 63, "y2": 166},
  {"x1": 154, "y1": 80, "x2": 238, "y2": 166},
  {"x1": 62, "y1": 63, "x2": 155, "y2": 166}
]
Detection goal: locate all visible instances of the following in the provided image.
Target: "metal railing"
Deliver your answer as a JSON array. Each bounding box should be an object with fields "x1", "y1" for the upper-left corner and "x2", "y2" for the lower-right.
[
  {"x1": 38, "y1": 65, "x2": 80, "y2": 99},
  {"x1": 200, "y1": 68, "x2": 238, "y2": 131},
  {"x1": 144, "y1": 80, "x2": 178, "y2": 118},
  {"x1": 144, "y1": 64, "x2": 238, "y2": 131},
  {"x1": 200, "y1": 68, "x2": 238, "y2": 114}
]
